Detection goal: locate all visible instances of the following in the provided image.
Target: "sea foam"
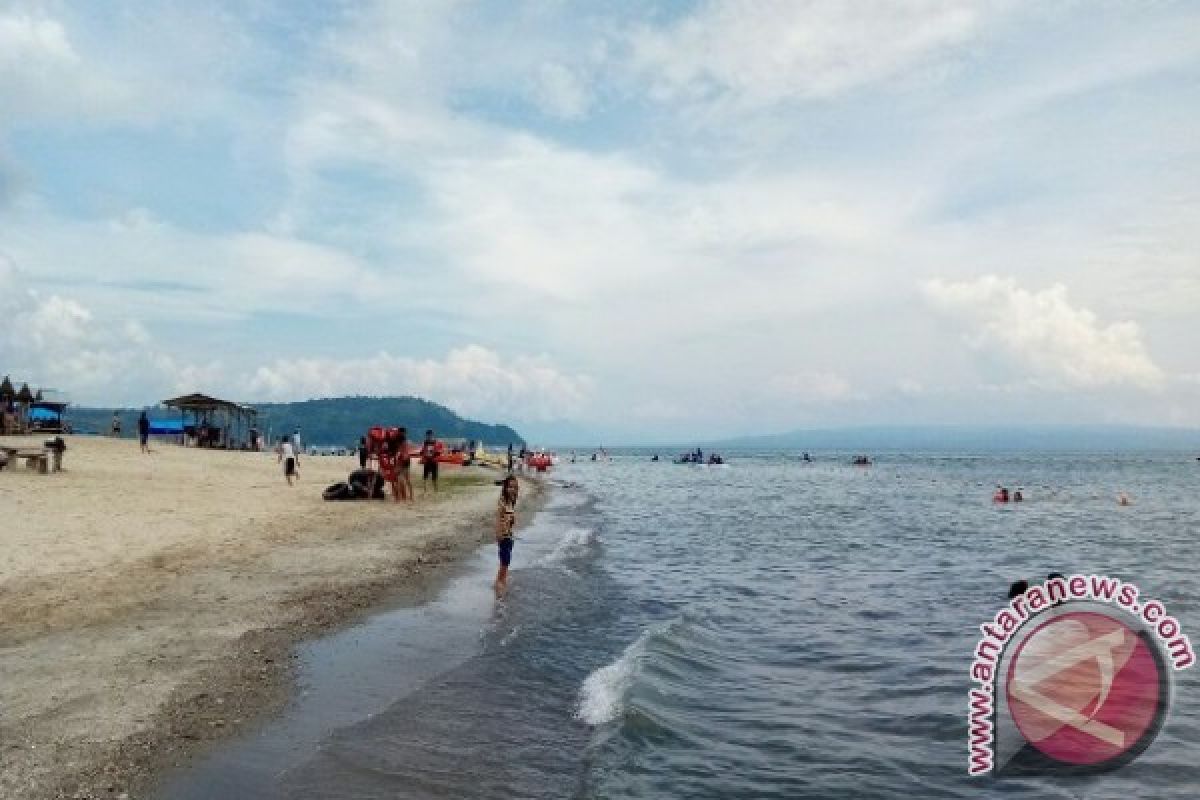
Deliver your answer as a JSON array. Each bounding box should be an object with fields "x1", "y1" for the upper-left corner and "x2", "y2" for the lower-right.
[
  {"x1": 575, "y1": 618, "x2": 683, "y2": 726},
  {"x1": 540, "y1": 526, "x2": 598, "y2": 566},
  {"x1": 576, "y1": 636, "x2": 643, "y2": 726}
]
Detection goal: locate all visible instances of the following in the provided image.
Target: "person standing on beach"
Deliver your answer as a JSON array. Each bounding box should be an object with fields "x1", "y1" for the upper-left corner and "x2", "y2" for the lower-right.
[
  {"x1": 110, "y1": 412, "x2": 122, "y2": 438},
  {"x1": 292, "y1": 428, "x2": 303, "y2": 462},
  {"x1": 507, "y1": 442, "x2": 514, "y2": 473},
  {"x1": 137, "y1": 411, "x2": 150, "y2": 454},
  {"x1": 494, "y1": 475, "x2": 519, "y2": 591},
  {"x1": 421, "y1": 429, "x2": 439, "y2": 494},
  {"x1": 397, "y1": 427, "x2": 414, "y2": 503},
  {"x1": 357, "y1": 436, "x2": 368, "y2": 469},
  {"x1": 277, "y1": 436, "x2": 298, "y2": 486}
]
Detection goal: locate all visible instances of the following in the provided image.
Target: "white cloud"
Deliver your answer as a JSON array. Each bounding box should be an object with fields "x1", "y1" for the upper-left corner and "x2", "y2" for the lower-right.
[
  {"x1": 0, "y1": 10, "x2": 134, "y2": 121},
  {"x1": 4, "y1": 3, "x2": 1200, "y2": 433},
  {"x1": 531, "y1": 62, "x2": 591, "y2": 120},
  {"x1": 0, "y1": 210, "x2": 394, "y2": 322},
  {"x1": 0, "y1": 254, "x2": 212, "y2": 402},
  {"x1": 922, "y1": 275, "x2": 1165, "y2": 390},
  {"x1": 629, "y1": 0, "x2": 989, "y2": 107},
  {"x1": 247, "y1": 345, "x2": 593, "y2": 423},
  {"x1": 3, "y1": 253, "x2": 589, "y2": 420}
]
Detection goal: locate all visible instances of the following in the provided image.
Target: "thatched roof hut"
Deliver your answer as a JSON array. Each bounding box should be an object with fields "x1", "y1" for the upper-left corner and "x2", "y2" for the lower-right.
[
  {"x1": 16, "y1": 383, "x2": 33, "y2": 404},
  {"x1": 0, "y1": 376, "x2": 13, "y2": 401}
]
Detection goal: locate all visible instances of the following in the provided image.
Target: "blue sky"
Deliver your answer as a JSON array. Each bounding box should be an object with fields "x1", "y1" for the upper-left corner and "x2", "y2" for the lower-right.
[{"x1": 1, "y1": 1, "x2": 1198, "y2": 442}]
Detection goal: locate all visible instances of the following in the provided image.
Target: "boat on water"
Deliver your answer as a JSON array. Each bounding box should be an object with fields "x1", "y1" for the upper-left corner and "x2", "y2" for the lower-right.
[{"x1": 674, "y1": 449, "x2": 727, "y2": 466}]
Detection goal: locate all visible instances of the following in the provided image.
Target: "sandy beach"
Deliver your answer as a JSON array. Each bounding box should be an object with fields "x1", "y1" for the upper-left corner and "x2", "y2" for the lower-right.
[{"x1": 0, "y1": 435, "x2": 527, "y2": 799}]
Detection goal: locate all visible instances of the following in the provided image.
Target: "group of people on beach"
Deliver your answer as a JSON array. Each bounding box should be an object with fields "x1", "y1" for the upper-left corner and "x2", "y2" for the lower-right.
[{"x1": 272, "y1": 422, "x2": 521, "y2": 592}]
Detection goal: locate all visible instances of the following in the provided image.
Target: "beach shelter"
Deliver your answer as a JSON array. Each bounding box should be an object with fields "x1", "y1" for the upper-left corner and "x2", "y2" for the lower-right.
[
  {"x1": 161, "y1": 393, "x2": 257, "y2": 449},
  {"x1": 29, "y1": 398, "x2": 69, "y2": 433}
]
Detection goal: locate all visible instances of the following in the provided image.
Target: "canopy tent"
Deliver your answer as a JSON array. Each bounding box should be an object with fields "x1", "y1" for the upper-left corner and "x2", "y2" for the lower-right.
[
  {"x1": 161, "y1": 393, "x2": 257, "y2": 449},
  {"x1": 28, "y1": 402, "x2": 68, "y2": 432}
]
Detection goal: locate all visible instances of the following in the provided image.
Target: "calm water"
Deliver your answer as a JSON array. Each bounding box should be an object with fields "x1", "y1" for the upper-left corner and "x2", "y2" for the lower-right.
[{"x1": 158, "y1": 452, "x2": 1200, "y2": 798}]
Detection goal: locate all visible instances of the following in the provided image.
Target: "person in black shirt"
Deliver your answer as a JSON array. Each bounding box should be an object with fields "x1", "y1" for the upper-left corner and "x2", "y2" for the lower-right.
[
  {"x1": 421, "y1": 429, "x2": 439, "y2": 493},
  {"x1": 137, "y1": 412, "x2": 150, "y2": 454}
]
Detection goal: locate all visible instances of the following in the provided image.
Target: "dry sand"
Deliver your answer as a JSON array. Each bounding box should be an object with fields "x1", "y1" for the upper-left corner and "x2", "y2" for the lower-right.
[{"x1": 0, "y1": 435, "x2": 526, "y2": 799}]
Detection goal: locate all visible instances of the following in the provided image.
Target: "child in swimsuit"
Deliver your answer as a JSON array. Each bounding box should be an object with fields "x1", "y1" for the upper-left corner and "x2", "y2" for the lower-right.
[{"x1": 494, "y1": 475, "x2": 519, "y2": 591}]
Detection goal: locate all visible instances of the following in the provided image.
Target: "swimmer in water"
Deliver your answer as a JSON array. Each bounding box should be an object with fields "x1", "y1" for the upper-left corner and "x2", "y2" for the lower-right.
[
  {"x1": 1118, "y1": 491, "x2": 1132, "y2": 506},
  {"x1": 1013, "y1": 488, "x2": 1024, "y2": 502},
  {"x1": 1047, "y1": 572, "x2": 1066, "y2": 606},
  {"x1": 1007, "y1": 579, "x2": 1029, "y2": 600}
]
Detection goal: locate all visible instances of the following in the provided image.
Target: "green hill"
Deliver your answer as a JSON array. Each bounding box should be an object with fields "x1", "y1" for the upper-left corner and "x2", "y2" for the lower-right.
[{"x1": 67, "y1": 396, "x2": 524, "y2": 448}]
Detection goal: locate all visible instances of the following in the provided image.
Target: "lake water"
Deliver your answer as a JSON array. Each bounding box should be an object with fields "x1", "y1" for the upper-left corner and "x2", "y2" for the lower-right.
[{"x1": 156, "y1": 452, "x2": 1200, "y2": 798}]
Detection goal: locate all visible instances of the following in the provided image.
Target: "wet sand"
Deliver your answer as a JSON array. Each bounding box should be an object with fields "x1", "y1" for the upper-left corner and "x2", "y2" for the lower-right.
[{"x1": 0, "y1": 435, "x2": 529, "y2": 799}]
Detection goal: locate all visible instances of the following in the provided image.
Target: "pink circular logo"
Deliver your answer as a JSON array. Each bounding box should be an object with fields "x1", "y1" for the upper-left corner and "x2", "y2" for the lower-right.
[{"x1": 1006, "y1": 611, "x2": 1167, "y2": 768}]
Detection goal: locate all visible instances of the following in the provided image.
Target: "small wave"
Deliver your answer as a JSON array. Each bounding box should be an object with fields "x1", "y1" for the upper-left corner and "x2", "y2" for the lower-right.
[
  {"x1": 576, "y1": 640, "x2": 644, "y2": 726},
  {"x1": 540, "y1": 527, "x2": 599, "y2": 566},
  {"x1": 575, "y1": 618, "x2": 686, "y2": 726}
]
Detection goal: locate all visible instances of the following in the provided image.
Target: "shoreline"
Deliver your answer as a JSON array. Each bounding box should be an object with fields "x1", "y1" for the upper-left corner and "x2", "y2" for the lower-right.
[{"x1": 0, "y1": 435, "x2": 544, "y2": 800}]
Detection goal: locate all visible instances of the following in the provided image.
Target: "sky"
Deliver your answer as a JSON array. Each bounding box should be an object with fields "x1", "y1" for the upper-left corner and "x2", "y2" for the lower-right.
[{"x1": 1, "y1": 0, "x2": 1198, "y2": 442}]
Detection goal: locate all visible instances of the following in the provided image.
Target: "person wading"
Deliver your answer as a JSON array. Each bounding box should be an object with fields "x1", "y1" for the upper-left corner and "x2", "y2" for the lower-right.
[{"x1": 494, "y1": 475, "x2": 519, "y2": 592}]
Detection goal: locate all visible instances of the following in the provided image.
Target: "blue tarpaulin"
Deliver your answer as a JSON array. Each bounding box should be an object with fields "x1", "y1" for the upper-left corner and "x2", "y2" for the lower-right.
[
  {"x1": 28, "y1": 407, "x2": 60, "y2": 421},
  {"x1": 149, "y1": 419, "x2": 184, "y2": 435}
]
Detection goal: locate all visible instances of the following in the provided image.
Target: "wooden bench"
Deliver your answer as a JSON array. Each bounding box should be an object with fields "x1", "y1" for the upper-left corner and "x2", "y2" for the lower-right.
[{"x1": 0, "y1": 446, "x2": 49, "y2": 474}]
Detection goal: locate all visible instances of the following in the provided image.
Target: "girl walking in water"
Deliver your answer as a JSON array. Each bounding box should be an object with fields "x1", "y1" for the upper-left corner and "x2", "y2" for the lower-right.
[{"x1": 494, "y1": 475, "x2": 519, "y2": 591}]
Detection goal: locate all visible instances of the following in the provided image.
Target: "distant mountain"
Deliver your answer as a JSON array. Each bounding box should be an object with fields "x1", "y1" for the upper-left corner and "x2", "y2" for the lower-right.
[
  {"x1": 67, "y1": 396, "x2": 524, "y2": 447},
  {"x1": 709, "y1": 425, "x2": 1200, "y2": 452}
]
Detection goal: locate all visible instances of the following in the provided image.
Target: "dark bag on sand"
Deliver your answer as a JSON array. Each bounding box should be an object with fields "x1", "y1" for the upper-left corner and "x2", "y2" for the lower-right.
[
  {"x1": 323, "y1": 482, "x2": 353, "y2": 501},
  {"x1": 347, "y1": 468, "x2": 386, "y2": 499}
]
